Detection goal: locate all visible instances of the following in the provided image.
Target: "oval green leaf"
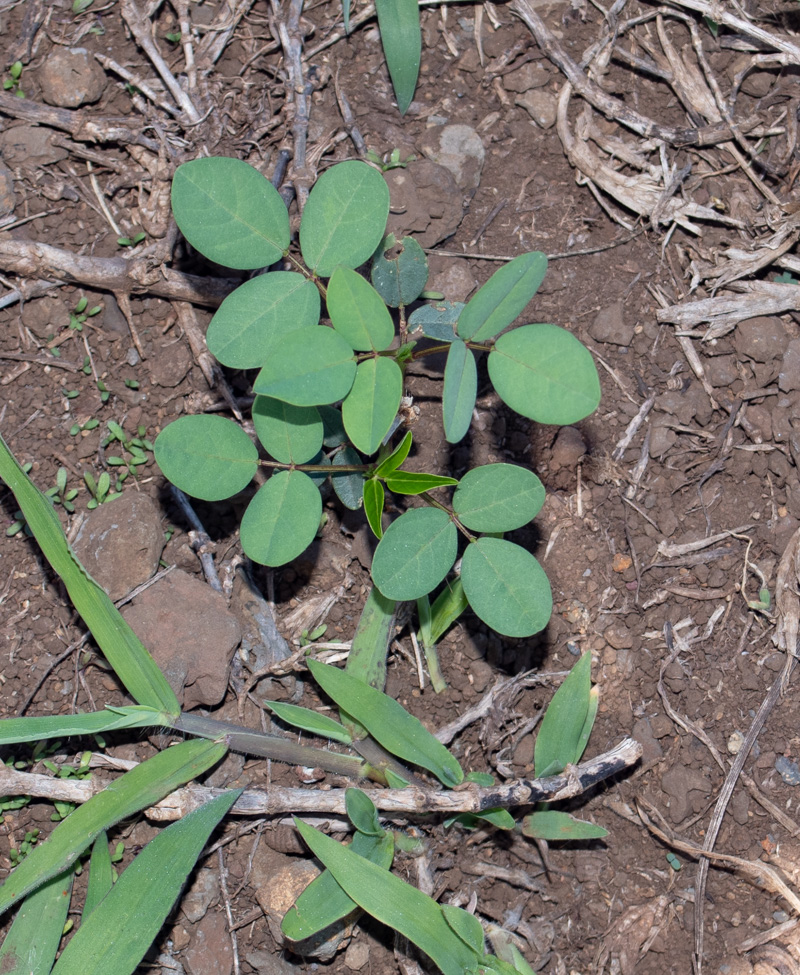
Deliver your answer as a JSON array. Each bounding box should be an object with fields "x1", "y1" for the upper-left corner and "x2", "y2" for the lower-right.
[
  {"x1": 375, "y1": 0, "x2": 421, "y2": 116},
  {"x1": 342, "y1": 357, "x2": 403, "y2": 455},
  {"x1": 371, "y1": 235, "x2": 428, "y2": 307},
  {"x1": 154, "y1": 415, "x2": 258, "y2": 501},
  {"x1": 252, "y1": 396, "x2": 323, "y2": 464},
  {"x1": 241, "y1": 470, "x2": 322, "y2": 566},
  {"x1": 327, "y1": 267, "x2": 395, "y2": 351},
  {"x1": 534, "y1": 651, "x2": 592, "y2": 777},
  {"x1": 408, "y1": 300, "x2": 464, "y2": 342},
  {"x1": 457, "y1": 252, "x2": 547, "y2": 342},
  {"x1": 253, "y1": 327, "x2": 356, "y2": 406},
  {"x1": 371, "y1": 507, "x2": 457, "y2": 601},
  {"x1": 460, "y1": 537, "x2": 552, "y2": 637},
  {"x1": 383, "y1": 471, "x2": 458, "y2": 495},
  {"x1": 375, "y1": 429, "x2": 412, "y2": 477},
  {"x1": 206, "y1": 272, "x2": 320, "y2": 369},
  {"x1": 171, "y1": 157, "x2": 289, "y2": 270},
  {"x1": 452, "y1": 463, "x2": 545, "y2": 532},
  {"x1": 307, "y1": 660, "x2": 463, "y2": 786},
  {"x1": 364, "y1": 477, "x2": 385, "y2": 539},
  {"x1": 488, "y1": 323, "x2": 601, "y2": 424},
  {"x1": 345, "y1": 788, "x2": 384, "y2": 837},
  {"x1": 442, "y1": 338, "x2": 477, "y2": 444},
  {"x1": 299, "y1": 162, "x2": 390, "y2": 277},
  {"x1": 331, "y1": 446, "x2": 364, "y2": 510}
]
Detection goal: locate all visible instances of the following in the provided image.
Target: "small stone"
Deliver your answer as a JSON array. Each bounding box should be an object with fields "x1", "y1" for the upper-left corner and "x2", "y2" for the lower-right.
[
  {"x1": 775, "y1": 755, "x2": 800, "y2": 786},
  {"x1": 661, "y1": 767, "x2": 713, "y2": 824},
  {"x1": 419, "y1": 123, "x2": 485, "y2": 190},
  {"x1": 344, "y1": 941, "x2": 370, "y2": 971},
  {"x1": 427, "y1": 259, "x2": 477, "y2": 302},
  {"x1": 588, "y1": 300, "x2": 633, "y2": 346},
  {"x1": 631, "y1": 717, "x2": 663, "y2": 764},
  {"x1": 516, "y1": 89, "x2": 558, "y2": 129},
  {"x1": 0, "y1": 162, "x2": 15, "y2": 221},
  {"x1": 612, "y1": 553, "x2": 632, "y2": 573},
  {"x1": 704, "y1": 354, "x2": 738, "y2": 388},
  {"x1": 740, "y1": 69, "x2": 776, "y2": 98},
  {"x1": 149, "y1": 339, "x2": 192, "y2": 387},
  {"x1": 121, "y1": 570, "x2": 241, "y2": 710},
  {"x1": 385, "y1": 160, "x2": 464, "y2": 248},
  {"x1": 37, "y1": 48, "x2": 106, "y2": 108},
  {"x1": 183, "y1": 910, "x2": 232, "y2": 975},
  {"x1": 779, "y1": 340, "x2": 800, "y2": 392},
  {"x1": 550, "y1": 426, "x2": 587, "y2": 469},
  {"x1": 503, "y1": 62, "x2": 550, "y2": 93},
  {"x1": 181, "y1": 868, "x2": 218, "y2": 923},
  {"x1": 72, "y1": 493, "x2": 164, "y2": 602},
  {"x1": 0, "y1": 125, "x2": 69, "y2": 168},
  {"x1": 604, "y1": 623, "x2": 634, "y2": 649},
  {"x1": 734, "y1": 316, "x2": 788, "y2": 363},
  {"x1": 649, "y1": 421, "x2": 676, "y2": 457},
  {"x1": 727, "y1": 730, "x2": 745, "y2": 755}
]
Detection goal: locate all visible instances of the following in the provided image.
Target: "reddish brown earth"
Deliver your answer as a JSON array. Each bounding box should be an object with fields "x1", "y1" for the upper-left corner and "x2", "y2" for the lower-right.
[{"x1": 1, "y1": 1, "x2": 800, "y2": 973}]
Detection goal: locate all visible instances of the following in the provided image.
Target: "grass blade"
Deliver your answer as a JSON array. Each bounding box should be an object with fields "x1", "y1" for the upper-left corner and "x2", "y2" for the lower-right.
[
  {"x1": 0, "y1": 433, "x2": 180, "y2": 715},
  {"x1": 0, "y1": 870, "x2": 72, "y2": 975},
  {"x1": 83, "y1": 833, "x2": 114, "y2": 917},
  {"x1": 0, "y1": 739, "x2": 227, "y2": 918},
  {"x1": 374, "y1": 0, "x2": 421, "y2": 115},
  {"x1": 52, "y1": 789, "x2": 241, "y2": 975},
  {"x1": 0, "y1": 707, "x2": 169, "y2": 747}
]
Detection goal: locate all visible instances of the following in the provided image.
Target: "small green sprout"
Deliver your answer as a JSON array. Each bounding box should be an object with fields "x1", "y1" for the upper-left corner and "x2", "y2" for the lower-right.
[
  {"x1": 117, "y1": 232, "x2": 146, "y2": 247},
  {"x1": 9, "y1": 829, "x2": 40, "y2": 865},
  {"x1": 164, "y1": 31, "x2": 182, "y2": 43},
  {"x1": 366, "y1": 147, "x2": 417, "y2": 172},
  {"x1": 72, "y1": 0, "x2": 94, "y2": 11},
  {"x1": 3, "y1": 61, "x2": 23, "y2": 98},
  {"x1": 44, "y1": 468, "x2": 79, "y2": 514},
  {"x1": 69, "y1": 296, "x2": 102, "y2": 332},
  {"x1": 84, "y1": 470, "x2": 121, "y2": 509},
  {"x1": 124, "y1": 378, "x2": 139, "y2": 389},
  {"x1": 299, "y1": 624, "x2": 327, "y2": 647}
]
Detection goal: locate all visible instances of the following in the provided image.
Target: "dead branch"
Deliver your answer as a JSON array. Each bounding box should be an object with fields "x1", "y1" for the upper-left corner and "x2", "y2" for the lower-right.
[
  {"x1": 0, "y1": 738, "x2": 642, "y2": 822},
  {"x1": 0, "y1": 237, "x2": 238, "y2": 307},
  {"x1": 656, "y1": 281, "x2": 800, "y2": 338}
]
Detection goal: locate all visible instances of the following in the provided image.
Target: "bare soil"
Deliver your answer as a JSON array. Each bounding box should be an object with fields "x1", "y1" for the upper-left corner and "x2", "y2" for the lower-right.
[{"x1": 1, "y1": 1, "x2": 800, "y2": 973}]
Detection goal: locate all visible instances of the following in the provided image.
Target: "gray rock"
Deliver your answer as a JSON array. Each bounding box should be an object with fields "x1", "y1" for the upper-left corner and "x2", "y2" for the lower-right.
[
  {"x1": 588, "y1": 300, "x2": 633, "y2": 346},
  {"x1": 37, "y1": 48, "x2": 106, "y2": 108},
  {"x1": 516, "y1": 89, "x2": 558, "y2": 129},
  {"x1": 779, "y1": 339, "x2": 800, "y2": 392},
  {"x1": 0, "y1": 125, "x2": 69, "y2": 167},
  {"x1": 734, "y1": 316, "x2": 788, "y2": 363},
  {"x1": 703, "y1": 354, "x2": 738, "y2": 388},
  {"x1": 419, "y1": 123, "x2": 485, "y2": 190},
  {"x1": 503, "y1": 62, "x2": 550, "y2": 93},
  {"x1": 385, "y1": 159, "x2": 464, "y2": 247},
  {"x1": 72, "y1": 493, "x2": 164, "y2": 601},
  {"x1": 0, "y1": 162, "x2": 15, "y2": 221},
  {"x1": 121, "y1": 569, "x2": 241, "y2": 710},
  {"x1": 181, "y1": 868, "x2": 218, "y2": 923}
]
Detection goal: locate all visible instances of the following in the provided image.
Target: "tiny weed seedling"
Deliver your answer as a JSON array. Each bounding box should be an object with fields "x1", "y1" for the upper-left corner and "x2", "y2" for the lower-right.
[
  {"x1": 116, "y1": 231, "x2": 146, "y2": 248},
  {"x1": 3, "y1": 61, "x2": 23, "y2": 98},
  {"x1": 68, "y1": 296, "x2": 102, "y2": 332},
  {"x1": 365, "y1": 147, "x2": 416, "y2": 171},
  {"x1": 155, "y1": 157, "x2": 601, "y2": 641}
]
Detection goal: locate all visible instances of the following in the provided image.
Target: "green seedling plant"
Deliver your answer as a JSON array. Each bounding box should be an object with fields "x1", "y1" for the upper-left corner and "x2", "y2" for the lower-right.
[
  {"x1": 116, "y1": 231, "x2": 146, "y2": 248},
  {"x1": 3, "y1": 61, "x2": 23, "y2": 98},
  {"x1": 68, "y1": 296, "x2": 102, "y2": 332},
  {"x1": 365, "y1": 147, "x2": 417, "y2": 171},
  {"x1": 0, "y1": 427, "x2": 621, "y2": 975},
  {"x1": 155, "y1": 157, "x2": 601, "y2": 644}
]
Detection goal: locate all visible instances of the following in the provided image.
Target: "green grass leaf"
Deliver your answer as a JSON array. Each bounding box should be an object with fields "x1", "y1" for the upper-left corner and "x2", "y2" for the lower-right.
[
  {"x1": 522, "y1": 809, "x2": 607, "y2": 841},
  {"x1": 443, "y1": 338, "x2": 477, "y2": 444},
  {"x1": 534, "y1": 652, "x2": 593, "y2": 777},
  {"x1": 327, "y1": 267, "x2": 395, "y2": 351},
  {"x1": 371, "y1": 235, "x2": 428, "y2": 306},
  {"x1": 457, "y1": 252, "x2": 547, "y2": 342},
  {"x1": 460, "y1": 537, "x2": 552, "y2": 638},
  {"x1": 252, "y1": 396, "x2": 323, "y2": 465},
  {"x1": 51, "y1": 789, "x2": 241, "y2": 975},
  {"x1": 241, "y1": 470, "x2": 322, "y2": 566},
  {"x1": 346, "y1": 585, "x2": 397, "y2": 691},
  {"x1": 266, "y1": 702, "x2": 353, "y2": 744},
  {"x1": 84, "y1": 833, "x2": 113, "y2": 917},
  {"x1": 0, "y1": 434, "x2": 179, "y2": 714},
  {"x1": 342, "y1": 357, "x2": 403, "y2": 455},
  {"x1": 254, "y1": 326, "x2": 357, "y2": 406},
  {"x1": 488, "y1": 323, "x2": 601, "y2": 424},
  {"x1": 0, "y1": 707, "x2": 169, "y2": 747},
  {"x1": 206, "y1": 272, "x2": 319, "y2": 369},
  {"x1": 299, "y1": 162, "x2": 390, "y2": 277},
  {"x1": 375, "y1": 430, "x2": 412, "y2": 477},
  {"x1": 171, "y1": 157, "x2": 289, "y2": 269},
  {"x1": 452, "y1": 464, "x2": 545, "y2": 532},
  {"x1": 154, "y1": 415, "x2": 258, "y2": 502},
  {"x1": 282, "y1": 830, "x2": 393, "y2": 943},
  {"x1": 374, "y1": 0, "x2": 421, "y2": 115},
  {"x1": 0, "y1": 871, "x2": 72, "y2": 975},
  {"x1": 293, "y1": 819, "x2": 479, "y2": 975},
  {"x1": 427, "y1": 577, "x2": 468, "y2": 646},
  {"x1": 0, "y1": 740, "x2": 227, "y2": 918},
  {"x1": 371, "y1": 507, "x2": 458, "y2": 601},
  {"x1": 307, "y1": 660, "x2": 463, "y2": 786}
]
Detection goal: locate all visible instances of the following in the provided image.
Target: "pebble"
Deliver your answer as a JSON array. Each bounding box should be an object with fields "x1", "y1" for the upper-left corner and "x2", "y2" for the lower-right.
[
  {"x1": 516, "y1": 89, "x2": 558, "y2": 129},
  {"x1": 419, "y1": 123, "x2": 485, "y2": 190},
  {"x1": 37, "y1": 48, "x2": 106, "y2": 108},
  {"x1": 121, "y1": 569, "x2": 241, "y2": 710},
  {"x1": 779, "y1": 339, "x2": 800, "y2": 392},
  {"x1": 385, "y1": 161, "x2": 464, "y2": 247},
  {"x1": 71, "y1": 493, "x2": 164, "y2": 602},
  {"x1": 0, "y1": 125, "x2": 69, "y2": 168},
  {"x1": 775, "y1": 755, "x2": 800, "y2": 786},
  {"x1": 0, "y1": 162, "x2": 15, "y2": 222},
  {"x1": 503, "y1": 62, "x2": 550, "y2": 93},
  {"x1": 550, "y1": 426, "x2": 587, "y2": 469},
  {"x1": 734, "y1": 316, "x2": 788, "y2": 363},
  {"x1": 588, "y1": 300, "x2": 633, "y2": 346}
]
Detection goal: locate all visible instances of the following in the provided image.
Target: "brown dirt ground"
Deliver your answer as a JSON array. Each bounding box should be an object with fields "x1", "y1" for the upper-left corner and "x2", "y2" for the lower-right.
[{"x1": 1, "y1": 0, "x2": 800, "y2": 973}]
